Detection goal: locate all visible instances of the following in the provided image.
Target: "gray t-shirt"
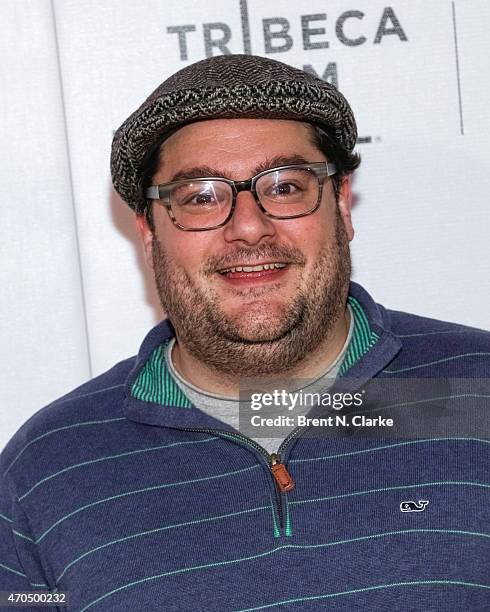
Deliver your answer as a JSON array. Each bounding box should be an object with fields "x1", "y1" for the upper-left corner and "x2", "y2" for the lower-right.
[{"x1": 165, "y1": 304, "x2": 354, "y2": 455}]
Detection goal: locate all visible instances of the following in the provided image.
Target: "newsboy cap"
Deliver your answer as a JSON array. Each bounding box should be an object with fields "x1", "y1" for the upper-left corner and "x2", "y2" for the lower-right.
[{"x1": 111, "y1": 54, "x2": 357, "y2": 211}]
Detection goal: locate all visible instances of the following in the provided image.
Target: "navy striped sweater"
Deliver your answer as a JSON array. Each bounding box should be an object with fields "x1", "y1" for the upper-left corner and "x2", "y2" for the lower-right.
[{"x1": 1, "y1": 282, "x2": 489, "y2": 611}]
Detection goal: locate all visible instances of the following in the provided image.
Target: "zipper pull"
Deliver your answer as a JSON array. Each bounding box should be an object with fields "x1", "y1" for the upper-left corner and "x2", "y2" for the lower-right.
[{"x1": 270, "y1": 453, "x2": 295, "y2": 492}]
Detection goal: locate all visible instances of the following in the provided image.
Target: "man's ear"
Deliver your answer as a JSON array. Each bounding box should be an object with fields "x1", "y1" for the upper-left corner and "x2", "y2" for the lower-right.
[
  {"x1": 135, "y1": 213, "x2": 154, "y2": 269},
  {"x1": 337, "y1": 176, "x2": 355, "y2": 241}
]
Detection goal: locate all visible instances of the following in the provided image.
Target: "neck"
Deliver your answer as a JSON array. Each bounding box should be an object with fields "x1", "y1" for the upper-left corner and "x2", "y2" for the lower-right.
[{"x1": 171, "y1": 306, "x2": 351, "y2": 397}]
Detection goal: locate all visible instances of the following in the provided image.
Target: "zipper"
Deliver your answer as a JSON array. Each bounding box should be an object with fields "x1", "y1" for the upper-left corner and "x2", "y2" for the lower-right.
[
  {"x1": 179, "y1": 426, "x2": 296, "y2": 533},
  {"x1": 277, "y1": 423, "x2": 305, "y2": 457},
  {"x1": 269, "y1": 453, "x2": 294, "y2": 492}
]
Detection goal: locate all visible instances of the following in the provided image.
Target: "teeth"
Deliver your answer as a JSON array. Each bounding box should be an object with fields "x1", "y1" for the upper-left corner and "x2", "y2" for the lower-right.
[{"x1": 220, "y1": 263, "x2": 287, "y2": 274}]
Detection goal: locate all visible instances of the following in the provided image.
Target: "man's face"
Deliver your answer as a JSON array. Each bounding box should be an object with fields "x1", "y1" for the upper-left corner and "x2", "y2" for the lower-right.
[{"x1": 137, "y1": 118, "x2": 354, "y2": 377}]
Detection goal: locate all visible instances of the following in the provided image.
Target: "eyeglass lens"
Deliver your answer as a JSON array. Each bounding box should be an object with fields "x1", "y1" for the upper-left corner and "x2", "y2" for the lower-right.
[{"x1": 169, "y1": 167, "x2": 320, "y2": 229}]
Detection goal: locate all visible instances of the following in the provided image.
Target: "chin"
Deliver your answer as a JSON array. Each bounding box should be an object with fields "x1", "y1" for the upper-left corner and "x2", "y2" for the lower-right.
[
  {"x1": 221, "y1": 311, "x2": 299, "y2": 344},
  {"x1": 230, "y1": 328, "x2": 289, "y2": 344},
  {"x1": 224, "y1": 292, "x2": 289, "y2": 313}
]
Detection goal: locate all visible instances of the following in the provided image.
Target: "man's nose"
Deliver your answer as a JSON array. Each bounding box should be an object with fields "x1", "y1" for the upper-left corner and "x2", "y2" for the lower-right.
[{"x1": 222, "y1": 190, "x2": 276, "y2": 245}]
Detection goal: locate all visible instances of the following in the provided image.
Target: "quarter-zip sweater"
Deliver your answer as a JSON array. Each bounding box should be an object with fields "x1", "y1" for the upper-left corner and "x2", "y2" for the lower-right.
[{"x1": 1, "y1": 282, "x2": 489, "y2": 611}]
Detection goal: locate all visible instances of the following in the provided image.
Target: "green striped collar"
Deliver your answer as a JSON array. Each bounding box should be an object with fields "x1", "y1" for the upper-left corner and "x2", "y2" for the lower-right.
[
  {"x1": 339, "y1": 296, "x2": 380, "y2": 375},
  {"x1": 132, "y1": 296, "x2": 379, "y2": 406}
]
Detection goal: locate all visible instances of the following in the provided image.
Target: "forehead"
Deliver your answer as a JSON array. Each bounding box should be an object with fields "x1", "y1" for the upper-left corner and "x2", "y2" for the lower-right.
[{"x1": 155, "y1": 119, "x2": 322, "y2": 181}]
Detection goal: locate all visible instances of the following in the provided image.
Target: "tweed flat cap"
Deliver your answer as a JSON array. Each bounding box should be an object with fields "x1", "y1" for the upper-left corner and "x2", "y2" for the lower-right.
[{"x1": 111, "y1": 54, "x2": 357, "y2": 211}]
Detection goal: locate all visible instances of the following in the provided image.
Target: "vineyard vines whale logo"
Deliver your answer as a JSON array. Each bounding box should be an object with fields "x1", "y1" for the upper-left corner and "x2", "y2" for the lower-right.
[{"x1": 400, "y1": 500, "x2": 429, "y2": 512}]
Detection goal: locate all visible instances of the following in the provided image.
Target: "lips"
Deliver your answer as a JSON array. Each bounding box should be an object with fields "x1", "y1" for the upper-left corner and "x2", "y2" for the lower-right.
[{"x1": 218, "y1": 262, "x2": 287, "y2": 275}]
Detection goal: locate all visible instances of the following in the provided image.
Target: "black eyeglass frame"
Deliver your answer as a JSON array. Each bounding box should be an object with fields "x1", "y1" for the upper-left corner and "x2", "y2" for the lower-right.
[{"x1": 145, "y1": 161, "x2": 337, "y2": 232}]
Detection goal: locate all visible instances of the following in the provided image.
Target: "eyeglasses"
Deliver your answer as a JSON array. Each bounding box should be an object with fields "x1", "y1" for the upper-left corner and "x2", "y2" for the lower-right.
[{"x1": 145, "y1": 161, "x2": 337, "y2": 231}]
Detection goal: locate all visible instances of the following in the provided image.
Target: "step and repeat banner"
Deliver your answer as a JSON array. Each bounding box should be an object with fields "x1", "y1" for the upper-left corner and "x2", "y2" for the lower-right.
[{"x1": 1, "y1": 0, "x2": 489, "y2": 449}]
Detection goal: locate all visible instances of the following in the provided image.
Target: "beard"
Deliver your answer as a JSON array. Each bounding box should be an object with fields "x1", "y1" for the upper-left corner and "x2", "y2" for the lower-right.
[{"x1": 152, "y1": 209, "x2": 351, "y2": 378}]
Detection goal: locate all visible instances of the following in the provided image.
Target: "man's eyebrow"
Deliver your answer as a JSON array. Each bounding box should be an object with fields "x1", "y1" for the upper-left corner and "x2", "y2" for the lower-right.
[
  {"x1": 169, "y1": 166, "x2": 222, "y2": 182},
  {"x1": 167, "y1": 155, "x2": 314, "y2": 183},
  {"x1": 254, "y1": 155, "x2": 312, "y2": 175}
]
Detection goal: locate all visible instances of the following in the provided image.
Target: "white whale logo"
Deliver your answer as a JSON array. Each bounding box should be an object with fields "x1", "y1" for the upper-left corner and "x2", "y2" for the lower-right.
[{"x1": 400, "y1": 500, "x2": 429, "y2": 512}]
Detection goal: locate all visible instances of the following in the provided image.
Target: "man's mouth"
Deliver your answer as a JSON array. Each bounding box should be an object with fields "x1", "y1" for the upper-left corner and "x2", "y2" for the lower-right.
[
  {"x1": 218, "y1": 262, "x2": 287, "y2": 274},
  {"x1": 216, "y1": 261, "x2": 290, "y2": 282}
]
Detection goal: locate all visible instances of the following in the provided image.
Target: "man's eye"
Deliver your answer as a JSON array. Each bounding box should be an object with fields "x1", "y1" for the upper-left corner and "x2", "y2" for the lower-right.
[
  {"x1": 271, "y1": 182, "x2": 301, "y2": 196},
  {"x1": 193, "y1": 192, "x2": 216, "y2": 205},
  {"x1": 180, "y1": 191, "x2": 218, "y2": 206}
]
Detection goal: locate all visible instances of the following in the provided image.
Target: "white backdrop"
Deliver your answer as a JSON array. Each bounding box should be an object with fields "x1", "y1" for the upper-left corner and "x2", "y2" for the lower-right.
[{"x1": 1, "y1": 0, "x2": 489, "y2": 451}]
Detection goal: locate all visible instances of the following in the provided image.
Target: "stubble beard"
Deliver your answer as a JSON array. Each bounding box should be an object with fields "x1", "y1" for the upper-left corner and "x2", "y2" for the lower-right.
[{"x1": 152, "y1": 211, "x2": 351, "y2": 378}]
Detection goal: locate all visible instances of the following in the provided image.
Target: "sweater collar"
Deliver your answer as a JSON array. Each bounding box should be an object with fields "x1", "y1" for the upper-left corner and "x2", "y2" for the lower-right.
[{"x1": 123, "y1": 281, "x2": 402, "y2": 428}]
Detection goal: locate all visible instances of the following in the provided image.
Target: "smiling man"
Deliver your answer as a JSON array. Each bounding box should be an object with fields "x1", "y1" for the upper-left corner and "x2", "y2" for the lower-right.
[{"x1": 1, "y1": 55, "x2": 489, "y2": 611}]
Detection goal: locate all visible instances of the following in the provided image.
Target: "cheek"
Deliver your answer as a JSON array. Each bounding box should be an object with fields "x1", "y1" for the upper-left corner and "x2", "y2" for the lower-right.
[
  {"x1": 284, "y1": 216, "x2": 333, "y2": 256},
  {"x1": 158, "y1": 229, "x2": 215, "y2": 276}
]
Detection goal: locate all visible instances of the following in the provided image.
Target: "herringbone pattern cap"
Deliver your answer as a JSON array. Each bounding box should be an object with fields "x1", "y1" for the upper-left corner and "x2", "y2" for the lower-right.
[{"x1": 111, "y1": 54, "x2": 357, "y2": 210}]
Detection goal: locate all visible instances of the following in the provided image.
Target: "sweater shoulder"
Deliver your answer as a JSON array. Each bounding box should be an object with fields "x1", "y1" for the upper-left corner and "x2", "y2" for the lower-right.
[
  {"x1": 381, "y1": 308, "x2": 490, "y2": 376},
  {"x1": 386, "y1": 308, "x2": 490, "y2": 341}
]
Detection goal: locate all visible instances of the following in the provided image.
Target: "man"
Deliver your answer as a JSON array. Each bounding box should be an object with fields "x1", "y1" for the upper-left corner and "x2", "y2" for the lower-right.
[{"x1": 1, "y1": 55, "x2": 488, "y2": 611}]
